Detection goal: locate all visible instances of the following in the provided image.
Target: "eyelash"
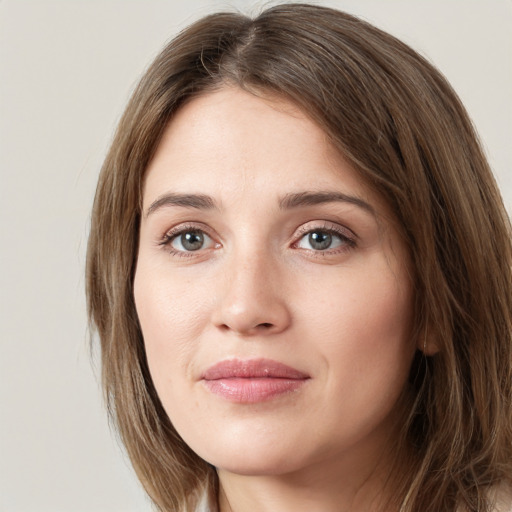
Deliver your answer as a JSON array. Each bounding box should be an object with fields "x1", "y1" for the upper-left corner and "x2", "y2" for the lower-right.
[
  {"x1": 158, "y1": 222, "x2": 357, "y2": 258},
  {"x1": 292, "y1": 223, "x2": 356, "y2": 255},
  {"x1": 158, "y1": 223, "x2": 216, "y2": 258}
]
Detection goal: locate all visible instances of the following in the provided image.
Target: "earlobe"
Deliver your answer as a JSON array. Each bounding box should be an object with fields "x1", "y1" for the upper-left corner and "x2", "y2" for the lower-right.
[{"x1": 419, "y1": 330, "x2": 440, "y2": 356}]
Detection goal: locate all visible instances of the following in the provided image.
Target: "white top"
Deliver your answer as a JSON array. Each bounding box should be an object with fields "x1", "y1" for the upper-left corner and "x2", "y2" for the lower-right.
[
  {"x1": 490, "y1": 483, "x2": 512, "y2": 512},
  {"x1": 195, "y1": 492, "x2": 210, "y2": 512}
]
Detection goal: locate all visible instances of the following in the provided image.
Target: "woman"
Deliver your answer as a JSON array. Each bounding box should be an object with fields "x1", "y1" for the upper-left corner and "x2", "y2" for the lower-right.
[{"x1": 86, "y1": 4, "x2": 512, "y2": 511}]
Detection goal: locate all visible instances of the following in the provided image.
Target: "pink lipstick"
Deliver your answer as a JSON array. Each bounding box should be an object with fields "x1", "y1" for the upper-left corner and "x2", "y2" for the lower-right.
[{"x1": 201, "y1": 358, "x2": 309, "y2": 403}]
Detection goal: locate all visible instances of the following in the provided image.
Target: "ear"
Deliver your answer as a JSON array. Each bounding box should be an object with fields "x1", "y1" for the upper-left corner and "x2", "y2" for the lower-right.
[{"x1": 417, "y1": 328, "x2": 440, "y2": 356}]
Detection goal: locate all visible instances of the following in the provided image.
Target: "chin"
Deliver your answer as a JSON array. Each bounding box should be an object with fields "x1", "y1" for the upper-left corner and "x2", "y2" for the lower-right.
[
  {"x1": 182, "y1": 425, "x2": 309, "y2": 477},
  {"x1": 208, "y1": 450, "x2": 304, "y2": 477}
]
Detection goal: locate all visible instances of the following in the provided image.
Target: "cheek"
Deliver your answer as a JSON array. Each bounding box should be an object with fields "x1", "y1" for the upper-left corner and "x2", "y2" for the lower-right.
[
  {"x1": 303, "y1": 261, "x2": 412, "y2": 342},
  {"x1": 133, "y1": 264, "x2": 210, "y2": 388},
  {"x1": 299, "y1": 269, "x2": 415, "y2": 442},
  {"x1": 302, "y1": 262, "x2": 415, "y2": 388}
]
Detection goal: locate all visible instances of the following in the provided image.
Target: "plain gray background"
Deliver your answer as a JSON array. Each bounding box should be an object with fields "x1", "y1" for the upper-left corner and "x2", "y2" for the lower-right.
[{"x1": 1, "y1": 1, "x2": 511, "y2": 511}]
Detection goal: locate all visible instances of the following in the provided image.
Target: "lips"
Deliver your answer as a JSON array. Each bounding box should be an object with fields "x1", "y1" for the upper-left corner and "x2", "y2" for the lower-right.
[{"x1": 201, "y1": 358, "x2": 310, "y2": 403}]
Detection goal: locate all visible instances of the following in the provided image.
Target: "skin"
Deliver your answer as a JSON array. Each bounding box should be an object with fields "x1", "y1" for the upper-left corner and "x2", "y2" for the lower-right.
[{"x1": 134, "y1": 87, "x2": 417, "y2": 512}]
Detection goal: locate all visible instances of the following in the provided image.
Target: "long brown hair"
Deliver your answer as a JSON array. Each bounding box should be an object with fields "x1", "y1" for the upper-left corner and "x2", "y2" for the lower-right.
[{"x1": 86, "y1": 4, "x2": 512, "y2": 511}]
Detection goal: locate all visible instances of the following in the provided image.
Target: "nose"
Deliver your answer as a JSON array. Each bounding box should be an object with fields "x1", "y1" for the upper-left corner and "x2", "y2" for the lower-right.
[{"x1": 211, "y1": 251, "x2": 292, "y2": 336}]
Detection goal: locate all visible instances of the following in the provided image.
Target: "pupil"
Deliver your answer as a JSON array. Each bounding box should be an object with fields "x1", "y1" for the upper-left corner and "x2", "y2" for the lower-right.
[
  {"x1": 181, "y1": 231, "x2": 204, "y2": 251},
  {"x1": 309, "y1": 231, "x2": 332, "y2": 250}
]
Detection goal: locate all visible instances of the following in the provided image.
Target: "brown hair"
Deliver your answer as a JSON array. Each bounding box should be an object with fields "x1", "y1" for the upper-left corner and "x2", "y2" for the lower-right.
[{"x1": 86, "y1": 4, "x2": 512, "y2": 511}]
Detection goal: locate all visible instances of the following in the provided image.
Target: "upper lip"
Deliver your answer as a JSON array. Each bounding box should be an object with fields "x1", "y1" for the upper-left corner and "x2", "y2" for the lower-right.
[{"x1": 202, "y1": 358, "x2": 310, "y2": 380}]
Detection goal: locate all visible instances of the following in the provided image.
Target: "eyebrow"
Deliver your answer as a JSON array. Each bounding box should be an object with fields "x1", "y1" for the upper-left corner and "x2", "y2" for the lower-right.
[
  {"x1": 145, "y1": 190, "x2": 374, "y2": 217},
  {"x1": 145, "y1": 193, "x2": 218, "y2": 217},
  {"x1": 278, "y1": 191, "x2": 374, "y2": 214}
]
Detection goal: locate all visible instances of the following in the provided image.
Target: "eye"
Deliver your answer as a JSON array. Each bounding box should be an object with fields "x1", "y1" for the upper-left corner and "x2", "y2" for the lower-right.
[
  {"x1": 163, "y1": 228, "x2": 215, "y2": 253},
  {"x1": 295, "y1": 227, "x2": 354, "y2": 252}
]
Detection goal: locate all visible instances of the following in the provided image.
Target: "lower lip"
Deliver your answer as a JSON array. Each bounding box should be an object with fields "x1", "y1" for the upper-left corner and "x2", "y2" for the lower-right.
[{"x1": 203, "y1": 377, "x2": 307, "y2": 403}]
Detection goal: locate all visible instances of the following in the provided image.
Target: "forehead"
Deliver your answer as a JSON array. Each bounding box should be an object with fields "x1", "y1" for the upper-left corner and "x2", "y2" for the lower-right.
[{"x1": 142, "y1": 87, "x2": 384, "y2": 215}]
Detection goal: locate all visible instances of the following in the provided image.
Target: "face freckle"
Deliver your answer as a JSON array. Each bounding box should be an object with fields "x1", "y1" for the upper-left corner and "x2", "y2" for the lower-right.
[{"x1": 134, "y1": 86, "x2": 415, "y2": 480}]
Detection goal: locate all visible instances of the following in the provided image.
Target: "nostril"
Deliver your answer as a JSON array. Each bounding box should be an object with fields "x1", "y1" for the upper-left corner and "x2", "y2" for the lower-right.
[{"x1": 258, "y1": 323, "x2": 273, "y2": 329}]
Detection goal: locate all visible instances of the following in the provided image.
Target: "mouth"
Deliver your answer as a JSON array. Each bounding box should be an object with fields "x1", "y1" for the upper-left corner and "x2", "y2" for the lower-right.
[{"x1": 201, "y1": 358, "x2": 310, "y2": 403}]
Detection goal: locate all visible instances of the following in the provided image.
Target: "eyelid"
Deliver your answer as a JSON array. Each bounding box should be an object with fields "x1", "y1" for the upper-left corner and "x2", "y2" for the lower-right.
[
  {"x1": 158, "y1": 222, "x2": 220, "y2": 254},
  {"x1": 293, "y1": 220, "x2": 357, "y2": 242},
  {"x1": 291, "y1": 220, "x2": 357, "y2": 253},
  {"x1": 160, "y1": 221, "x2": 213, "y2": 240}
]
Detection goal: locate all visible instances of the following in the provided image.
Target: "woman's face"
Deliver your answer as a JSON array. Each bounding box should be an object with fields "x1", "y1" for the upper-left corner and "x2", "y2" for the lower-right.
[{"x1": 134, "y1": 87, "x2": 416, "y2": 477}]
